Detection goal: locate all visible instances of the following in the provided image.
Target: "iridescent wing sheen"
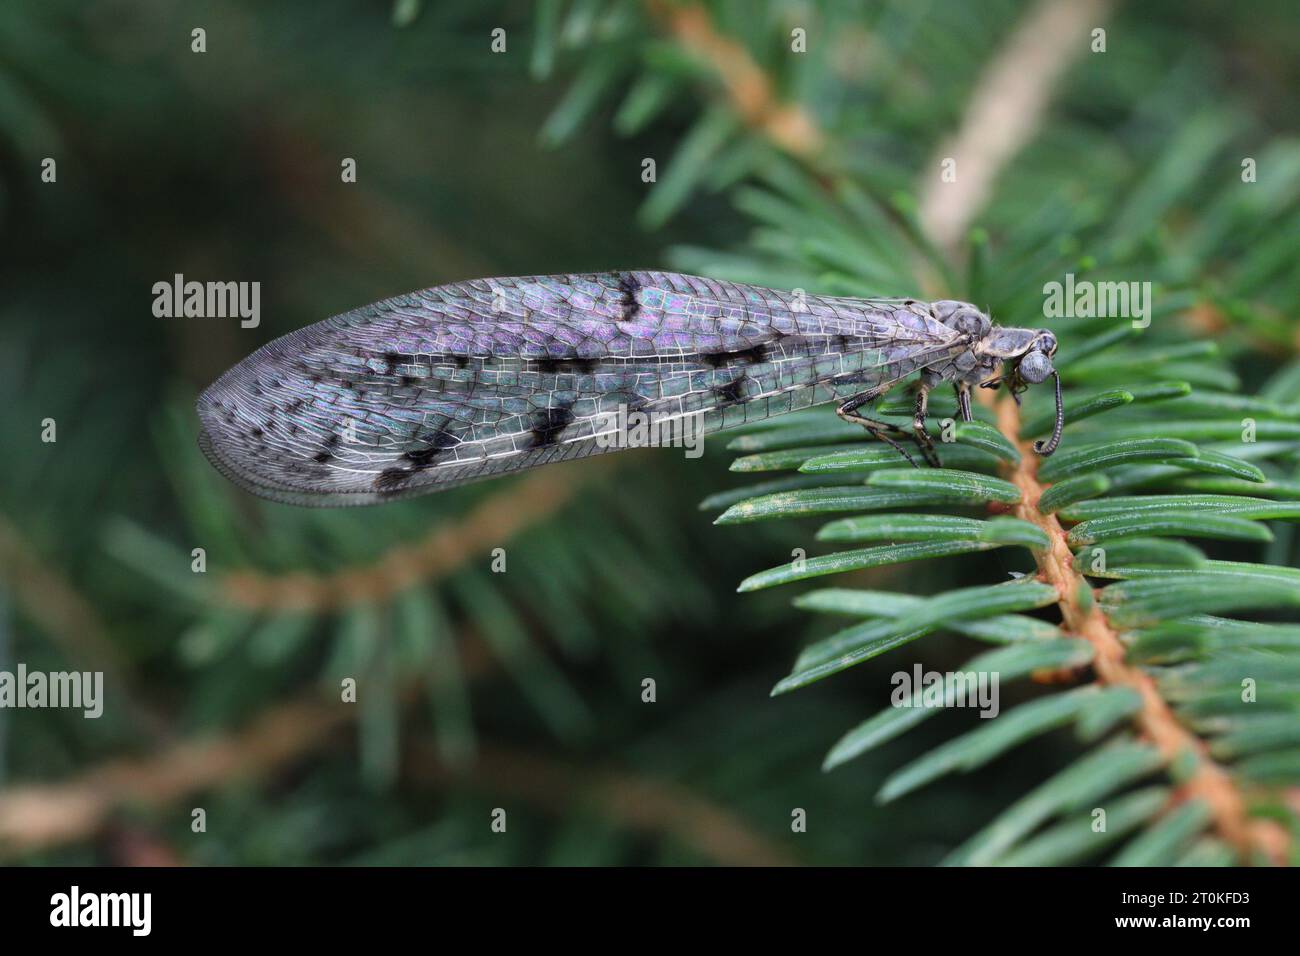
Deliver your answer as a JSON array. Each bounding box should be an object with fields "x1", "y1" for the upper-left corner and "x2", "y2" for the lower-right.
[{"x1": 196, "y1": 272, "x2": 969, "y2": 505}]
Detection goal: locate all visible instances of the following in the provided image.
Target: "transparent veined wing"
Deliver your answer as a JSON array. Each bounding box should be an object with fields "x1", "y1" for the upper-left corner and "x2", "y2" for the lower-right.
[{"x1": 196, "y1": 272, "x2": 970, "y2": 505}]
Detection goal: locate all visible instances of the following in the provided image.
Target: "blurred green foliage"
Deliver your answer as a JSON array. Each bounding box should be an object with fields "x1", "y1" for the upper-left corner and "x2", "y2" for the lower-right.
[{"x1": 0, "y1": 0, "x2": 1296, "y2": 865}]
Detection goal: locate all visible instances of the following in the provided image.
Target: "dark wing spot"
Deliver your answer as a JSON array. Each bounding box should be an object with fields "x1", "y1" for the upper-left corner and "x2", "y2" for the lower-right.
[
  {"x1": 702, "y1": 344, "x2": 769, "y2": 368},
  {"x1": 375, "y1": 467, "x2": 413, "y2": 493},
  {"x1": 713, "y1": 378, "x2": 746, "y2": 406},
  {"x1": 618, "y1": 273, "x2": 641, "y2": 322},
  {"x1": 403, "y1": 449, "x2": 438, "y2": 468},
  {"x1": 313, "y1": 431, "x2": 344, "y2": 463},
  {"x1": 403, "y1": 429, "x2": 460, "y2": 468},
  {"x1": 530, "y1": 407, "x2": 575, "y2": 447},
  {"x1": 534, "y1": 357, "x2": 600, "y2": 375},
  {"x1": 381, "y1": 351, "x2": 419, "y2": 375}
]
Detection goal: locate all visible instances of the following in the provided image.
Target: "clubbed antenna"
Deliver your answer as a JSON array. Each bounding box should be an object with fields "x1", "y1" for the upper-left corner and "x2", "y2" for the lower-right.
[{"x1": 1033, "y1": 370, "x2": 1064, "y2": 456}]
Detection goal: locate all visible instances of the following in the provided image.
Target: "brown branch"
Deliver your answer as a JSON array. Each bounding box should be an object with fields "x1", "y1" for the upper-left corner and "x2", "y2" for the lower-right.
[
  {"x1": 0, "y1": 692, "x2": 349, "y2": 856},
  {"x1": 0, "y1": 513, "x2": 127, "y2": 677},
  {"x1": 405, "y1": 741, "x2": 799, "y2": 867},
  {"x1": 0, "y1": 639, "x2": 494, "y2": 859},
  {"x1": 0, "y1": 513, "x2": 170, "y2": 738},
  {"x1": 942, "y1": 7, "x2": 1282, "y2": 859},
  {"x1": 993, "y1": 392, "x2": 1289, "y2": 863},
  {"x1": 1184, "y1": 300, "x2": 1299, "y2": 359},
  {"x1": 917, "y1": 0, "x2": 1114, "y2": 251},
  {"x1": 0, "y1": 635, "x2": 796, "y2": 868},
  {"x1": 645, "y1": 1, "x2": 957, "y2": 300},
  {"x1": 0, "y1": 453, "x2": 609, "y2": 856},
  {"x1": 646, "y1": 0, "x2": 824, "y2": 161},
  {"x1": 220, "y1": 457, "x2": 613, "y2": 612}
]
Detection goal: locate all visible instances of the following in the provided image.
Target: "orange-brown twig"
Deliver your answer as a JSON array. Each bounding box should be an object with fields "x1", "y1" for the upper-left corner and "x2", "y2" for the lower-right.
[
  {"x1": 0, "y1": 692, "x2": 350, "y2": 855},
  {"x1": 0, "y1": 455, "x2": 611, "y2": 856},
  {"x1": 646, "y1": 1, "x2": 824, "y2": 160},
  {"x1": 405, "y1": 741, "x2": 798, "y2": 867},
  {"x1": 0, "y1": 641, "x2": 494, "y2": 858},
  {"x1": 0, "y1": 632, "x2": 794, "y2": 869},
  {"x1": 917, "y1": 0, "x2": 1114, "y2": 251},
  {"x1": 0, "y1": 514, "x2": 170, "y2": 738},
  {"x1": 220, "y1": 457, "x2": 612, "y2": 612},
  {"x1": 994, "y1": 393, "x2": 1289, "y2": 863}
]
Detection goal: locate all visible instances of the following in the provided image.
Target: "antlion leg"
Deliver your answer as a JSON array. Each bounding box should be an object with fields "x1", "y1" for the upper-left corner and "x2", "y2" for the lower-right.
[
  {"x1": 912, "y1": 385, "x2": 941, "y2": 467},
  {"x1": 837, "y1": 383, "x2": 920, "y2": 468},
  {"x1": 955, "y1": 381, "x2": 973, "y2": 422}
]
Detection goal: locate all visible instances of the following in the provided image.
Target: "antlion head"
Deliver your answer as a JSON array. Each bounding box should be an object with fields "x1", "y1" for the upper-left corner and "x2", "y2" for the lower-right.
[{"x1": 978, "y1": 327, "x2": 1063, "y2": 456}]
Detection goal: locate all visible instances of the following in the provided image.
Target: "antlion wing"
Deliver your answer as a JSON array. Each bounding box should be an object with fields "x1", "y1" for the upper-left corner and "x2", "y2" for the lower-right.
[{"x1": 196, "y1": 272, "x2": 967, "y2": 505}]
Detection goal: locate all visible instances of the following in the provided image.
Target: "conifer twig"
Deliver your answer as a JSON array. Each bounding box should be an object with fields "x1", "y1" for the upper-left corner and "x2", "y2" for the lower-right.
[
  {"x1": 992, "y1": 392, "x2": 1290, "y2": 863},
  {"x1": 0, "y1": 692, "x2": 351, "y2": 855},
  {"x1": 918, "y1": 0, "x2": 1114, "y2": 251},
  {"x1": 0, "y1": 455, "x2": 615, "y2": 854},
  {"x1": 0, "y1": 635, "x2": 794, "y2": 868},
  {"x1": 0, "y1": 513, "x2": 169, "y2": 738},
  {"x1": 404, "y1": 741, "x2": 798, "y2": 867},
  {"x1": 0, "y1": 514, "x2": 125, "y2": 676},
  {"x1": 646, "y1": 0, "x2": 825, "y2": 160},
  {"x1": 220, "y1": 457, "x2": 615, "y2": 611},
  {"x1": 0, "y1": 640, "x2": 492, "y2": 857}
]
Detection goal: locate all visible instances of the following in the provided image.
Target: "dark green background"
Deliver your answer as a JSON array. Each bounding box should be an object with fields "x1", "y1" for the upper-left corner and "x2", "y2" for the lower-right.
[{"x1": 0, "y1": 0, "x2": 1294, "y2": 865}]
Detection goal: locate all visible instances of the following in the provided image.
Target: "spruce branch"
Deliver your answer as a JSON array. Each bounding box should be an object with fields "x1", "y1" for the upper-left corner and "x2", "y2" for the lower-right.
[
  {"x1": 405, "y1": 741, "x2": 798, "y2": 867},
  {"x1": 0, "y1": 636, "x2": 495, "y2": 858},
  {"x1": 0, "y1": 648, "x2": 794, "y2": 867},
  {"x1": 219, "y1": 458, "x2": 615, "y2": 612},
  {"x1": 990, "y1": 389, "x2": 1290, "y2": 862},
  {"x1": 644, "y1": 0, "x2": 825, "y2": 162},
  {"x1": 0, "y1": 513, "x2": 123, "y2": 678},
  {"x1": 0, "y1": 513, "x2": 168, "y2": 739},
  {"x1": 0, "y1": 690, "x2": 356, "y2": 857},
  {"x1": 916, "y1": 0, "x2": 1115, "y2": 251}
]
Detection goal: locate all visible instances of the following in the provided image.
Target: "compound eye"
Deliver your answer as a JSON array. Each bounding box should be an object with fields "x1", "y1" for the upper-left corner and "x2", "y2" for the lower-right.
[
  {"x1": 1019, "y1": 350, "x2": 1053, "y2": 384},
  {"x1": 1039, "y1": 332, "x2": 1058, "y2": 356}
]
